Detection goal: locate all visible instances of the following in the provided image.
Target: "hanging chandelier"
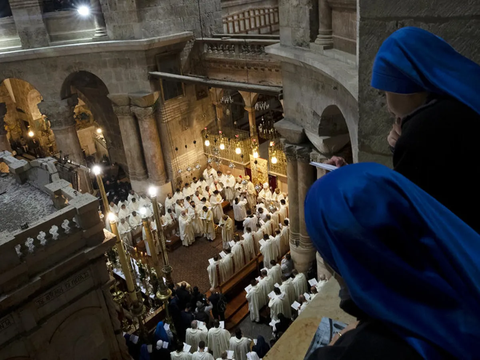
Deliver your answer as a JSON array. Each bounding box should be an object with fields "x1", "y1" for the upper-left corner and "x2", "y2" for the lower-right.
[
  {"x1": 255, "y1": 101, "x2": 269, "y2": 111},
  {"x1": 258, "y1": 116, "x2": 279, "y2": 141},
  {"x1": 221, "y1": 95, "x2": 233, "y2": 104}
]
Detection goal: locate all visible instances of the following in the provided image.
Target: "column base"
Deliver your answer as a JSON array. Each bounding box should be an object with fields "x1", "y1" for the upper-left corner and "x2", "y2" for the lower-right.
[
  {"x1": 290, "y1": 232, "x2": 316, "y2": 273},
  {"x1": 316, "y1": 251, "x2": 333, "y2": 280}
]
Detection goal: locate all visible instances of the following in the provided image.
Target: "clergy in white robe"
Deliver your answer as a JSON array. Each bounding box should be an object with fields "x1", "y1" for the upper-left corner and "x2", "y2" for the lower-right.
[
  {"x1": 229, "y1": 330, "x2": 251, "y2": 360},
  {"x1": 243, "y1": 212, "x2": 258, "y2": 232},
  {"x1": 260, "y1": 234, "x2": 276, "y2": 269},
  {"x1": 258, "y1": 183, "x2": 272, "y2": 204},
  {"x1": 109, "y1": 201, "x2": 119, "y2": 215},
  {"x1": 280, "y1": 274, "x2": 296, "y2": 306},
  {"x1": 165, "y1": 194, "x2": 176, "y2": 212},
  {"x1": 246, "y1": 352, "x2": 261, "y2": 360},
  {"x1": 138, "y1": 194, "x2": 150, "y2": 208},
  {"x1": 212, "y1": 180, "x2": 223, "y2": 194},
  {"x1": 280, "y1": 221, "x2": 290, "y2": 255},
  {"x1": 268, "y1": 261, "x2": 282, "y2": 286},
  {"x1": 118, "y1": 204, "x2": 130, "y2": 220},
  {"x1": 272, "y1": 230, "x2": 283, "y2": 258},
  {"x1": 244, "y1": 176, "x2": 257, "y2": 211},
  {"x1": 232, "y1": 198, "x2": 248, "y2": 229},
  {"x1": 117, "y1": 218, "x2": 133, "y2": 246},
  {"x1": 203, "y1": 165, "x2": 217, "y2": 186},
  {"x1": 231, "y1": 239, "x2": 246, "y2": 269},
  {"x1": 271, "y1": 188, "x2": 285, "y2": 207},
  {"x1": 207, "y1": 255, "x2": 223, "y2": 288},
  {"x1": 253, "y1": 228, "x2": 264, "y2": 255},
  {"x1": 163, "y1": 208, "x2": 178, "y2": 237},
  {"x1": 210, "y1": 191, "x2": 224, "y2": 223},
  {"x1": 192, "y1": 341, "x2": 214, "y2": 360},
  {"x1": 297, "y1": 295, "x2": 308, "y2": 315},
  {"x1": 220, "y1": 249, "x2": 235, "y2": 279},
  {"x1": 242, "y1": 228, "x2": 256, "y2": 260},
  {"x1": 208, "y1": 320, "x2": 230, "y2": 359},
  {"x1": 261, "y1": 214, "x2": 274, "y2": 237},
  {"x1": 268, "y1": 288, "x2": 287, "y2": 321},
  {"x1": 292, "y1": 270, "x2": 309, "y2": 299},
  {"x1": 193, "y1": 191, "x2": 204, "y2": 206},
  {"x1": 223, "y1": 172, "x2": 236, "y2": 204},
  {"x1": 171, "y1": 344, "x2": 193, "y2": 360},
  {"x1": 175, "y1": 201, "x2": 186, "y2": 219},
  {"x1": 127, "y1": 190, "x2": 139, "y2": 204},
  {"x1": 246, "y1": 279, "x2": 262, "y2": 322},
  {"x1": 309, "y1": 286, "x2": 319, "y2": 302},
  {"x1": 185, "y1": 321, "x2": 208, "y2": 353},
  {"x1": 188, "y1": 202, "x2": 203, "y2": 237},
  {"x1": 183, "y1": 183, "x2": 195, "y2": 198},
  {"x1": 173, "y1": 189, "x2": 184, "y2": 202},
  {"x1": 128, "y1": 211, "x2": 143, "y2": 240},
  {"x1": 219, "y1": 215, "x2": 234, "y2": 250},
  {"x1": 201, "y1": 206, "x2": 216, "y2": 241},
  {"x1": 179, "y1": 212, "x2": 195, "y2": 246},
  {"x1": 128, "y1": 197, "x2": 140, "y2": 213},
  {"x1": 258, "y1": 269, "x2": 274, "y2": 307},
  {"x1": 278, "y1": 200, "x2": 289, "y2": 223},
  {"x1": 270, "y1": 211, "x2": 280, "y2": 231}
]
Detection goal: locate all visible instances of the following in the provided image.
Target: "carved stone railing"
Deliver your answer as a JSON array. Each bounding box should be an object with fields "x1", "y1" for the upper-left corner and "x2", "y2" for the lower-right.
[
  {"x1": 200, "y1": 38, "x2": 279, "y2": 59},
  {"x1": 223, "y1": 7, "x2": 279, "y2": 35}
]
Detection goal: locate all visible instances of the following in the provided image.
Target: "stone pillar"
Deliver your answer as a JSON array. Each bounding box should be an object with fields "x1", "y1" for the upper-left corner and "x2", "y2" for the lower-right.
[
  {"x1": 9, "y1": 0, "x2": 49, "y2": 49},
  {"x1": 90, "y1": 0, "x2": 108, "y2": 39},
  {"x1": 108, "y1": 94, "x2": 148, "y2": 182},
  {"x1": 284, "y1": 144, "x2": 301, "y2": 261},
  {"x1": 210, "y1": 88, "x2": 224, "y2": 130},
  {"x1": 294, "y1": 146, "x2": 317, "y2": 273},
  {"x1": 0, "y1": 103, "x2": 11, "y2": 152},
  {"x1": 238, "y1": 91, "x2": 259, "y2": 137},
  {"x1": 315, "y1": 0, "x2": 333, "y2": 49},
  {"x1": 130, "y1": 93, "x2": 167, "y2": 184}
]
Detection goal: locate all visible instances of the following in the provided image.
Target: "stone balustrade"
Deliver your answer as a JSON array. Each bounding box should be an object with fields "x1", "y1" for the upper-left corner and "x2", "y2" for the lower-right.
[{"x1": 200, "y1": 38, "x2": 279, "y2": 59}]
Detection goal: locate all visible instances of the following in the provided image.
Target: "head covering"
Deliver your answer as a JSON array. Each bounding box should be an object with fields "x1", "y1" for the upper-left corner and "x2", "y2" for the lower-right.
[
  {"x1": 252, "y1": 336, "x2": 270, "y2": 358},
  {"x1": 154, "y1": 321, "x2": 169, "y2": 343},
  {"x1": 139, "y1": 344, "x2": 150, "y2": 360},
  {"x1": 263, "y1": 183, "x2": 269, "y2": 189},
  {"x1": 305, "y1": 162, "x2": 480, "y2": 359},
  {"x1": 371, "y1": 27, "x2": 480, "y2": 115}
]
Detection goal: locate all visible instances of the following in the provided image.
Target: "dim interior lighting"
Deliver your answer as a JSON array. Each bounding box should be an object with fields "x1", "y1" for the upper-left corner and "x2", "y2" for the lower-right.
[
  {"x1": 253, "y1": 151, "x2": 259, "y2": 159},
  {"x1": 205, "y1": 139, "x2": 210, "y2": 147},
  {"x1": 107, "y1": 213, "x2": 117, "y2": 222},
  {"x1": 219, "y1": 143, "x2": 225, "y2": 150},
  {"x1": 139, "y1": 207, "x2": 147, "y2": 216},
  {"x1": 271, "y1": 156, "x2": 278, "y2": 164},
  {"x1": 92, "y1": 165, "x2": 101, "y2": 176},
  {"x1": 77, "y1": 5, "x2": 91, "y2": 17},
  {"x1": 96, "y1": 128, "x2": 102, "y2": 134},
  {"x1": 269, "y1": 141, "x2": 275, "y2": 147},
  {"x1": 28, "y1": 131, "x2": 34, "y2": 137},
  {"x1": 235, "y1": 147, "x2": 241, "y2": 155},
  {"x1": 148, "y1": 186, "x2": 157, "y2": 198}
]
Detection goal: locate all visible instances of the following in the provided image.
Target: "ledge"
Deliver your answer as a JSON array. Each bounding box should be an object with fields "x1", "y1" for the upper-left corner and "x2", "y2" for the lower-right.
[
  {"x1": 0, "y1": 32, "x2": 194, "y2": 64},
  {"x1": 266, "y1": 43, "x2": 358, "y2": 100}
]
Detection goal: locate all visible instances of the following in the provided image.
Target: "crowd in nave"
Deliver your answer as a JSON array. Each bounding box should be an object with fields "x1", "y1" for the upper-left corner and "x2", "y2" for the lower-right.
[{"x1": 122, "y1": 271, "x2": 328, "y2": 360}]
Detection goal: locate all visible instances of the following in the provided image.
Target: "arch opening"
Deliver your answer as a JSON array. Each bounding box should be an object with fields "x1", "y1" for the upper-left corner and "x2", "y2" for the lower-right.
[{"x1": 318, "y1": 105, "x2": 353, "y2": 163}]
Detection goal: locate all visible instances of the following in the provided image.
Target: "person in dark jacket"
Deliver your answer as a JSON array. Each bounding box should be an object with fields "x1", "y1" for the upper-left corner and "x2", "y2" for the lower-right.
[
  {"x1": 208, "y1": 288, "x2": 226, "y2": 321},
  {"x1": 252, "y1": 336, "x2": 270, "y2": 358}
]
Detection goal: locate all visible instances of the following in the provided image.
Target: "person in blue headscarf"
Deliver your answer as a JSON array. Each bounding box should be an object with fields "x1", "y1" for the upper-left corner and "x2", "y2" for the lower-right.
[
  {"x1": 304, "y1": 162, "x2": 480, "y2": 360},
  {"x1": 154, "y1": 321, "x2": 170, "y2": 343},
  {"x1": 330, "y1": 26, "x2": 480, "y2": 233}
]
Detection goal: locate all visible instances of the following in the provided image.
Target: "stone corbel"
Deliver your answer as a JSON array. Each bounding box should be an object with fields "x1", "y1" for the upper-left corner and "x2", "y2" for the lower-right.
[{"x1": 274, "y1": 119, "x2": 307, "y2": 144}]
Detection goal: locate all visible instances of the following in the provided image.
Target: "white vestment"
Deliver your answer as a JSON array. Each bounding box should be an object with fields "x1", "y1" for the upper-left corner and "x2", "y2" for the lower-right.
[
  {"x1": 201, "y1": 209, "x2": 216, "y2": 240},
  {"x1": 231, "y1": 242, "x2": 246, "y2": 269},
  {"x1": 278, "y1": 204, "x2": 289, "y2": 223},
  {"x1": 253, "y1": 229, "x2": 264, "y2": 255},
  {"x1": 179, "y1": 215, "x2": 195, "y2": 246},
  {"x1": 219, "y1": 216, "x2": 234, "y2": 249},
  {"x1": 233, "y1": 199, "x2": 248, "y2": 222},
  {"x1": 268, "y1": 295, "x2": 285, "y2": 321},
  {"x1": 221, "y1": 253, "x2": 235, "y2": 279},
  {"x1": 207, "y1": 260, "x2": 223, "y2": 288},
  {"x1": 183, "y1": 186, "x2": 195, "y2": 198},
  {"x1": 246, "y1": 285, "x2": 262, "y2": 322},
  {"x1": 173, "y1": 191, "x2": 184, "y2": 202},
  {"x1": 127, "y1": 193, "x2": 139, "y2": 204},
  {"x1": 245, "y1": 181, "x2": 257, "y2": 210},
  {"x1": 272, "y1": 234, "x2": 282, "y2": 259},
  {"x1": 293, "y1": 273, "x2": 309, "y2": 299},
  {"x1": 260, "y1": 238, "x2": 276, "y2": 268},
  {"x1": 185, "y1": 327, "x2": 208, "y2": 353},
  {"x1": 128, "y1": 201, "x2": 140, "y2": 213},
  {"x1": 175, "y1": 204, "x2": 185, "y2": 219},
  {"x1": 243, "y1": 215, "x2": 258, "y2": 232},
  {"x1": 242, "y1": 232, "x2": 256, "y2": 260},
  {"x1": 280, "y1": 278, "x2": 296, "y2": 306},
  {"x1": 165, "y1": 197, "x2": 175, "y2": 211},
  {"x1": 117, "y1": 221, "x2": 133, "y2": 246},
  {"x1": 269, "y1": 264, "x2": 282, "y2": 286},
  {"x1": 262, "y1": 220, "x2": 274, "y2": 237},
  {"x1": 258, "y1": 188, "x2": 272, "y2": 203},
  {"x1": 210, "y1": 194, "x2": 224, "y2": 223},
  {"x1": 224, "y1": 175, "x2": 236, "y2": 202},
  {"x1": 280, "y1": 226, "x2": 290, "y2": 256},
  {"x1": 188, "y1": 206, "x2": 203, "y2": 236},
  {"x1": 208, "y1": 327, "x2": 230, "y2": 359},
  {"x1": 229, "y1": 337, "x2": 251, "y2": 360},
  {"x1": 192, "y1": 350, "x2": 214, "y2": 360},
  {"x1": 171, "y1": 351, "x2": 193, "y2": 360},
  {"x1": 118, "y1": 207, "x2": 130, "y2": 220}
]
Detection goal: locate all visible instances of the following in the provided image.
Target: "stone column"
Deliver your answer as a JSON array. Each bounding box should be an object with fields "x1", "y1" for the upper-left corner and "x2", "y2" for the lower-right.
[
  {"x1": 9, "y1": 0, "x2": 49, "y2": 48},
  {"x1": 284, "y1": 144, "x2": 301, "y2": 260},
  {"x1": 0, "y1": 103, "x2": 12, "y2": 152},
  {"x1": 238, "y1": 91, "x2": 259, "y2": 137},
  {"x1": 90, "y1": 0, "x2": 108, "y2": 39},
  {"x1": 130, "y1": 93, "x2": 167, "y2": 184},
  {"x1": 294, "y1": 146, "x2": 317, "y2": 273},
  {"x1": 315, "y1": 0, "x2": 333, "y2": 49},
  {"x1": 108, "y1": 94, "x2": 148, "y2": 182},
  {"x1": 210, "y1": 88, "x2": 224, "y2": 130}
]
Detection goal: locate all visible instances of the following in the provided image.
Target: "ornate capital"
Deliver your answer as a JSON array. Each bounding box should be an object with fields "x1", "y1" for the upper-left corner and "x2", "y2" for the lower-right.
[
  {"x1": 284, "y1": 143, "x2": 297, "y2": 162},
  {"x1": 296, "y1": 146, "x2": 312, "y2": 163},
  {"x1": 131, "y1": 106, "x2": 155, "y2": 122}
]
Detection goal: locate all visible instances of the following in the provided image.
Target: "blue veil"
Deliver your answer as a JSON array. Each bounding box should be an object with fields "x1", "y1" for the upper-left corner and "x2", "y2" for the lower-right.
[
  {"x1": 154, "y1": 321, "x2": 169, "y2": 343},
  {"x1": 371, "y1": 27, "x2": 480, "y2": 115},
  {"x1": 305, "y1": 163, "x2": 480, "y2": 359}
]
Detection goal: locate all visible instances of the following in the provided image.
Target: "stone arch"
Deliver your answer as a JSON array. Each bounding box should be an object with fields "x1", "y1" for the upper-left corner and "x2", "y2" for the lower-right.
[
  {"x1": 60, "y1": 71, "x2": 127, "y2": 171},
  {"x1": 48, "y1": 307, "x2": 110, "y2": 360}
]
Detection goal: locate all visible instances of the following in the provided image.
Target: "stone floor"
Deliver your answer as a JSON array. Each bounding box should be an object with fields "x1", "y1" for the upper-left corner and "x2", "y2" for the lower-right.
[
  {"x1": 0, "y1": 174, "x2": 57, "y2": 235},
  {"x1": 233, "y1": 313, "x2": 275, "y2": 345}
]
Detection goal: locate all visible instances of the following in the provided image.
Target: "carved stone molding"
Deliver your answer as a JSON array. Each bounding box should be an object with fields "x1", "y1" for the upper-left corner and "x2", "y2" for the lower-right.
[
  {"x1": 131, "y1": 106, "x2": 155, "y2": 122},
  {"x1": 327, "y1": 0, "x2": 357, "y2": 10},
  {"x1": 296, "y1": 146, "x2": 312, "y2": 163}
]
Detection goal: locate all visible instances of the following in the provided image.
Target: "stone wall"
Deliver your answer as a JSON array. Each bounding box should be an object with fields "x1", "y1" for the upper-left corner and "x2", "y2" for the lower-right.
[
  {"x1": 44, "y1": 10, "x2": 96, "y2": 43},
  {"x1": 0, "y1": 16, "x2": 20, "y2": 49},
  {"x1": 357, "y1": 0, "x2": 480, "y2": 165},
  {"x1": 278, "y1": 0, "x2": 317, "y2": 47},
  {"x1": 221, "y1": 0, "x2": 278, "y2": 16}
]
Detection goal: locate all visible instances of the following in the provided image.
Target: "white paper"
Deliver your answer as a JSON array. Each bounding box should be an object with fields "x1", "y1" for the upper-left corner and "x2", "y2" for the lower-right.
[
  {"x1": 147, "y1": 344, "x2": 153, "y2": 353},
  {"x1": 197, "y1": 320, "x2": 206, "y2": 329},
  {"x1": 205, "y1": 347, "x2": 208, "y2": 353},
  {"x1": 308, "y1": 278, "x2": 318, "y2": 286},
  {"x1": 245, "y1": 284, "x2": 253, "y2": 293},
  {"x1": 268, "y1": 291, "x2": 276, "y2": 299},
  {"x1": 162, "y1": 342, "x2": 169, "y2": 349},
  {"x1": 274, "y1": 283, "x2": 281, "y2": 288},
  {"x1": 220, "y1": 321, "x2": 225, "y2": 329},
  {"x1": 269, "y1": 319, "x2": 279, "y2": 327},
  {"x1": 256, "y1": 276, "x2": 262, "y2": 282},
  {"x1": 208, "y1": 258, "x2": 215, "y2": 265},
  {"x1": 304, "y1": 293, "x2": 311, "y2": 301},
  {"x1": 164, "y1": 323, "x2": 170, "y2": 331},
  {"x1": 253, "y1": 339, "x2": 257, "y2": 345},
  {"x1": 130, "y1": 335, "x2": 139, "y2": 344},
  {"x1": 227, "y1": 350, "x2": 234, "y2": 359},
  {"x1": 310, "y1": 161, "x2": 338, "y2": 172},
  {"x1": 259, "y1": 239, "x2": 266, "y2": 246},
  {"x1": 229, "y1": 240, "x2": 236, "y2": 247},
  {"x1": 220, "y1": 251, "x2": 227, "y2": 258},
  {"x1": 183, "y1": 343, "x2": 192, "y2": 353},
  {"x1": 291, "y1": 301, "x2": 301, "y2": 310}
]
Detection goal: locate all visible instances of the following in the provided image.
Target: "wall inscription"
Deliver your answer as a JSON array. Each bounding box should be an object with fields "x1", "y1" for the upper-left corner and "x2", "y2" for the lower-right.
[{"x1": 34, "y1": 270, "x2": 91, "y2": 308}]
